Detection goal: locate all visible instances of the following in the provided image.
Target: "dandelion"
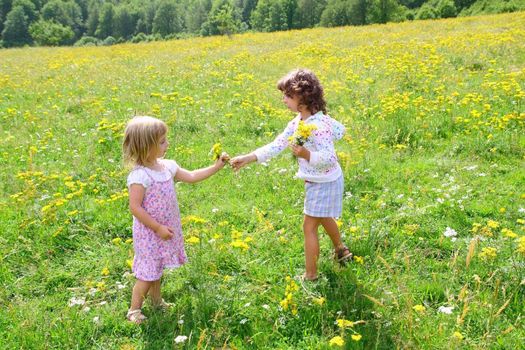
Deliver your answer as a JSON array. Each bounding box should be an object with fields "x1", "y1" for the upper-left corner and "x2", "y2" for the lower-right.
[
  {"x1": 487, "y1": 220, "x2": 499, "y2": 229},
  {"x1": 186, "y1": 236, "x2": 200, "y2": 244},
  {"x1": 289, "y1": 120, "x2": 317, "y2": 146},
  {"x1": 478, "y1": 247, "x2": 497, "y2": 260},
  {"x1": 336, "y1": 319, "x2": 354, "y2": 328},
  {"x1": 231, "y1": 240, "x2": 249, "y2": 250},
  {"x1": 313, "y1": 297, "x2": 326, "y2": 306},
  {"x1": 210, "y1": 142, "x2": 222, "y2": 160},
  {"x1": 413, "y1": 304, "x2": 426, "y2": 313},
  {"x1": 516, "y1": 236, "x2": 525, "y2": 255},
  {"x1": 96, "y1": 281, "x2": 106, "y2": 291},
  {"x1": 101, "y1": 267, "x2": 109, "y2": 276},
  {"x1": 329, "y1": 336, "x2": 345, "y2": 347},
  {"x1": 112, "y1": 237, "x2": 122, "y2": 245},
  {"x1": 351, "y1": 334, "x2": 362, "y2": 341},
  {"x1": 501, "y1": 228, "x2": 517, "y2": 238},
  {"x1": 354, "y1": 256, "x2": 364, "y2": 264},
  {"x1": 452, "y1": 331, "x2": 464, "y2": 340}
]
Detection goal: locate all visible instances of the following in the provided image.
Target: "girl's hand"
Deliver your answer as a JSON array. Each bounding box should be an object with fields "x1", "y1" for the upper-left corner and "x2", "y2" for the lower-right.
[
  {"x1": 290, "y1": 144, "x2": 310, "y2": 160},
  {"x1": 155, "y1": 225, "x2": 174, "y2": 240},
  {"x1": 215, "y1": 152, "x2": 230, "y2": 169},
  {"x1": 230, "y1": 154, "x2": 256, "y2": 171}
]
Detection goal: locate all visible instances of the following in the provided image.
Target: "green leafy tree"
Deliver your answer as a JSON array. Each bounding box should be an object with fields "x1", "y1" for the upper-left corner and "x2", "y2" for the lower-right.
[
  {"x1": 251, "y1": 0, "x2": 288, "y2": 32},
  {"x1": 1, "y1": 6, "x2": 31, "y2": 46},
  {"x1": 233, "y1": 0, "x2": 257, "y2": 26},
  {"x1": 152, "y1": 0, "x2": 183, "y2": 37},
  {"x1": 416, "y1": 2, "x2": 438, "y2": 19},
  {"x1": 41, "y1": 0, "x2": 83, "y2": 38},
  {"x1": 321, "y1": 0, "x2": 355, "y2": 27},
  {"x1": 113, "y1": 5, "x2": 134, "y2": 39},
  {"x1": 438, "y1": 0, "x2": 457, "y2": 17},
  {"x1": 85, "y1": 4, "x2": 98, "y2": 36},
  {"x1": 0, "y1": 0, "x2": 13, "y2": 33},
  {"x1": 29, "y1": 19, "x2": 74, "y2": 45},
  {"x1": 185, "y1": 0, "x2": 212, "y2": 33},
  {"x1": 95, "y1": 2, "x2": 113, "y2": 38},
  {"x1": 369, "y1": 0, "x2": 407, "y2": 23},
  {"x1": 281, "y1": 0, "x2": 297, "y2": 29},
  {"x1": 201, "y1": 0, "x2": 241, "y2": 36},
  {"x1": 294, "y1": 0, "x2": 326, "y2": 28},
  {"x1": 12, "y1": 0, "x2": 36, "y2": 22}
]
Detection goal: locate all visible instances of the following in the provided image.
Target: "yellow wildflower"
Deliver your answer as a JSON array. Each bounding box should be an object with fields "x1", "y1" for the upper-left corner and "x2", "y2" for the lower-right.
[
  {"x1": 231, "y1": 240, "x2": 249, "y2": 250},
  {"x1": 351, "y1": 334, "x2": 362, "y2": 341},
  {"x1": 501, "y1": 228, "x2": 517, "y2": 238},
  {"x1": 96, "y1": 281, "x2": 106, "y2": 291},
  {"x1": 354, "y1": 256, "x2": 364, "y2": 264},
  {"x1": 187, "y1": 236, "x2": 200, "y2": 244},
  {"x1": 336, "y1": 319, "x2": 354, "y2": 328},
  {"x1": 101, "y1": 267, "x2": 109, "y2": 276},
  {"x1": 313, "y1": 297, "x2": 326, "y2": 306},
  {"x1": 479, "y1": 247, "x2": 497, "y2": 260},
  {"x1": 452, "y1": 331, "x2": 464, "y2": 340},
  {"x1": 487, "y1": 220, "x2": 499, "y2": 229},
  {"x1": 413, "y1": 304, "x2": 426, "y2": 313},
  {"x1": 290, "y1": 121, "x2": 317, "y2": 146},
  {"x1": 329, "y1": 336, "x2": 345, "y2": 347},
  {"x1": 210, "y1": 142, "x2": 222, "y2": 160}
]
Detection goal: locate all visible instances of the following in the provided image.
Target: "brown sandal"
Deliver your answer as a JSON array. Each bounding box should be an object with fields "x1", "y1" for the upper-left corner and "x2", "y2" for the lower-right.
[
  {"x1": 127, "y1": 309, "x2": 147, "y2": 324},
  {"x1": 335, "y1": 245, "x2": 353, "y2": 265},
  {"x1": 153, "y1": 299, "x2": 173, "y2": 312}
]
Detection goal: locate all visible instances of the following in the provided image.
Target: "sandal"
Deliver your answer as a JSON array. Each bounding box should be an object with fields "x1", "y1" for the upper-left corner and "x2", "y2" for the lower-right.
[
  {"x1": 126, "y1": 309, "x2": 147, "y2": 324},
  {"x1": 296, "y1": 273, "x2": 319, "y2": 282},
  {"x1": 335, "y1": 245, "x2": 353, "y2": 265},
  {"x1": 153, "y1": 299, "x2": 173, "y2": 311}
]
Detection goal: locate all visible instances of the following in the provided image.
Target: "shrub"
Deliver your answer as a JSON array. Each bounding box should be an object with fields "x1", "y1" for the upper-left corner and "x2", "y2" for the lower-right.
[{"x1": 74, "y1": 35, "x2": 100, "y2": 46}]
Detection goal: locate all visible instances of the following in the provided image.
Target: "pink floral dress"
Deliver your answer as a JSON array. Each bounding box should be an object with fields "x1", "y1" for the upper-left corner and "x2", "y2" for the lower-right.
[{"x1": 132, "y1": 166, "x2": 187, "y2": 281}]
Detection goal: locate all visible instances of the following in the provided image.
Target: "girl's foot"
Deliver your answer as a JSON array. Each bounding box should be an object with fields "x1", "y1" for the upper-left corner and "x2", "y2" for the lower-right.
[
  {"x1": 335, "y1": 245, "x2": 353, "y2": 265},
  {"x1": 152, "y1": 299, "x2": 173, "y2": 311},
  {"x1": 127, "y1": 309, "x2": 146, "y2": 324},
  {"x1": 297, "y1": 273, "x2": 319, "y2": 282}
]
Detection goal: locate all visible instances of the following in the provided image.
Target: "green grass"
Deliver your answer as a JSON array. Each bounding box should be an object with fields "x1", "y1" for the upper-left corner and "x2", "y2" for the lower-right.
[{"x1": 1, "y1": 11, "x2": 525, "y2": 349}]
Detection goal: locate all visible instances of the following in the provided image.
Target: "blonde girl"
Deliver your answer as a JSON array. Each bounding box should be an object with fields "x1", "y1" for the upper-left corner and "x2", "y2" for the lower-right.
[{"x1": 123, "y1": 116, "x2": 228, "y2": 323}]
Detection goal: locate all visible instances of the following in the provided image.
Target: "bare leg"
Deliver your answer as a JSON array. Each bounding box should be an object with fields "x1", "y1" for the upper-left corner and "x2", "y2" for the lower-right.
[
  {"x1": 303, "y1": 215, "x2": 321, "y2": 280},
  {"x1": 149, "y1": 279, "x2": 162, "y2": 305},
  {"x1": 320, "y1": 217, "x2": 345, "y2": 250},
  {"x1": 130, "y1": 279, "x2": 152, "y2": 311}
]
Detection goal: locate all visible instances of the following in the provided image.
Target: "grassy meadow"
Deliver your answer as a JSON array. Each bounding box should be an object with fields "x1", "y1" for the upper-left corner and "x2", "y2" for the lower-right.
[{"x1": 1, "y1": 12, "x2": 525, "y2": 349}]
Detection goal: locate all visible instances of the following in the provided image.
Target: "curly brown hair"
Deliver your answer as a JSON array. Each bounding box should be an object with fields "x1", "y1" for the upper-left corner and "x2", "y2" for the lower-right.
[{"x1": 277, "y1": 69, "x2": 327, "y2": 114}]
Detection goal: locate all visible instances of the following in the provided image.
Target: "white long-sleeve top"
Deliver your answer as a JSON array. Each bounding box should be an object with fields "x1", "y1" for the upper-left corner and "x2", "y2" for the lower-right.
[{"x1": 253, "y1": 111, "x2": 345, "y2": 183}]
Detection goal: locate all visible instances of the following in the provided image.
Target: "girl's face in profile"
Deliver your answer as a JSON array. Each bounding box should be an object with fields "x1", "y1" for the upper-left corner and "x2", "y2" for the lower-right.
[
  {"x1": 282, "y1": 93, "x2": 301, "y2": 112},
  {"x1": 155, "y1": 133, "x2": 169, "y2": 158}
]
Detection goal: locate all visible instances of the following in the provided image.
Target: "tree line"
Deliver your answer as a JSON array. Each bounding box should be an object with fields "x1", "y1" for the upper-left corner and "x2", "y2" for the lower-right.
[{"x1": 0, "y1": 0, "x2": 523, "y2": 48}]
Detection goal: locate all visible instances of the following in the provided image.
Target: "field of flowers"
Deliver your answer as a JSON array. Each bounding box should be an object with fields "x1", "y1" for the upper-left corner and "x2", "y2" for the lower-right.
[{"x1": 1, "y1": 12, "x2": 524, "y2": 349}]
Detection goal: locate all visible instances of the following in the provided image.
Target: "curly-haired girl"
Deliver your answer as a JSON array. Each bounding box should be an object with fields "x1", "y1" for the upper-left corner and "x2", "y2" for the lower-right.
[{"x1": 231, "y1": 69, "x2": 352, "y2": 281}]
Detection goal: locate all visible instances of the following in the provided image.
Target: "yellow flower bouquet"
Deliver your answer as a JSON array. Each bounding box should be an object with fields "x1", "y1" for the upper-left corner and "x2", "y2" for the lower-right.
[{"x1": 288, "y1": 120, "x2": 317, "y2": 146}]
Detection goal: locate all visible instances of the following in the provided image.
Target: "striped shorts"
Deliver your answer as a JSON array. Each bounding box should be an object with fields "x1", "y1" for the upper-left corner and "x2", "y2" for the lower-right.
[{"x1": 304, "y1": 175, "x2": 344, "y2": 218}]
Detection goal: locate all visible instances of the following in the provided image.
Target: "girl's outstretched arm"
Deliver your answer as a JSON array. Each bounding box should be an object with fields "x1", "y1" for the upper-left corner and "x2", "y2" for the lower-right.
[
  {"x1": 175, "y1": 153, "x2": 229, "y2": 184},
  {"x1": 129, "y1": 184, "x2": 174, "y2": 240}
]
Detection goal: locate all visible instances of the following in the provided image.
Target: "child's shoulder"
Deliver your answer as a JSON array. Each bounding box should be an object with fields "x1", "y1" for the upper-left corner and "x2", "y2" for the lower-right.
[{"x1": 159, "y1": 159, "x2": 179, "y2": 176}]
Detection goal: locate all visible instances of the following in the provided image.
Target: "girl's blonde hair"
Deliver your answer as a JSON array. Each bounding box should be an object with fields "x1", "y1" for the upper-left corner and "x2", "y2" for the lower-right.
[{"x1": 123, "y1": 116, "x2": 167, "y2": 166}]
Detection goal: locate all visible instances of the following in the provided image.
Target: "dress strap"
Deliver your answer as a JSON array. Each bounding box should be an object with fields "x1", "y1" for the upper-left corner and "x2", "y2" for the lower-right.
[{"x1": 139, "y1": 163, "x2": 167, "y2": 183}]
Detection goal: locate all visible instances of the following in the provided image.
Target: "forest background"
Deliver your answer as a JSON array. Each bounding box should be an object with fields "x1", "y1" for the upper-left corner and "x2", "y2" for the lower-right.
[{"x1": 1, "y1": 0, "x2": 525, "y2": 48}]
